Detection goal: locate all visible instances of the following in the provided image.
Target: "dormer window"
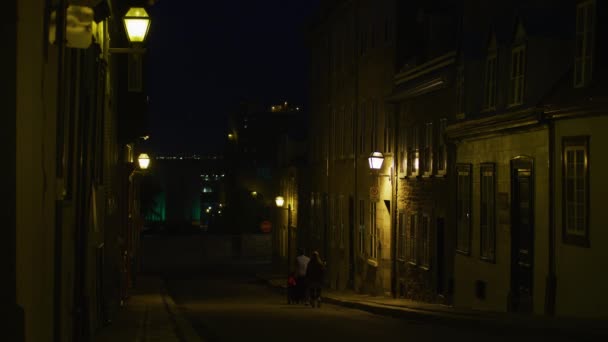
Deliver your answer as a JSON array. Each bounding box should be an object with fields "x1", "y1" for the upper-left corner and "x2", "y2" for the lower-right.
[
  {"x1": 509, "y1": 45, "x2": 526, "y2": 106},
  {"x1": 575, "y1": 0, "x2": 595, "y2": 88},
  {"x1": 484, "y1": 34, "x2": 498, "y2": 110}
]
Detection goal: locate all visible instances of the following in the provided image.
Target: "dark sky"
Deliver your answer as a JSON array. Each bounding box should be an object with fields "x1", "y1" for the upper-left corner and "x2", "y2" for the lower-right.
[{"x1": 145, "y1": 0, "x2": 319, "y2": 155}]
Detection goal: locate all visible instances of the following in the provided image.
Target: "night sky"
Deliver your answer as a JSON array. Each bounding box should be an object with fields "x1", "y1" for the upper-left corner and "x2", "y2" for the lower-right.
[{"x1": 145, "y1": 0, "x2": 320, "y2": 155}]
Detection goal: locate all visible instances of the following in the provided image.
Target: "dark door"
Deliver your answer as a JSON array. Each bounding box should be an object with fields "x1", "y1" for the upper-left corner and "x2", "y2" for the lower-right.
[
  {"x1": 436, "y1": 218, "x2": 445, "y2": 296},
  {"x1": 510, "y1": 158, "x2": 534, "y2": 312},
  {"x1": 348, "y1": 196, "x2": 355, "y2": 288}
]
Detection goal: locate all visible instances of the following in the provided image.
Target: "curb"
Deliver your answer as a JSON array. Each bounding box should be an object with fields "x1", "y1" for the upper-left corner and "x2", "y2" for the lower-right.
[
  {"x1": 256, "y1": 274, "x2": 608, "y2": 338},
  {"x1": 161, "y1": 283, "x2": 205, "y2": 342}
]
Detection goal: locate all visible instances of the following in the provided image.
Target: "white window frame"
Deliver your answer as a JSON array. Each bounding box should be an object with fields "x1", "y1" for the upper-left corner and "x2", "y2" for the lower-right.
[
  {"x1": 563, "y1": 136, "x2": 590, "y2": 247},
  {"x1": 436, "y1": 118, "x2": 447, "y2": 176},
  {"x1": 484, "y1": 51, "x2": 498, "y2": 109},
  {"x1": 408, "y1": 125, "x2": 420, "y2": 177},
  {"x1": 423, "y1": 122, "x2": 433, "y2": 177},
  {"x1": 509, "y1": 45, "x2": 526, "y2": 106}
]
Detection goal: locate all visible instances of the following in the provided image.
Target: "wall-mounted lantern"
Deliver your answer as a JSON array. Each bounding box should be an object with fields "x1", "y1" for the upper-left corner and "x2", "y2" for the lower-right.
[
  {"x1": 368, "y1": 152, "x2": 385, "y2": 170},
  {"x1": 123, "y1": 7, "x2": 151, "y2": 43},
  {"x1": 137, "y1": 153, "x2": 150, "y2": 170},
  {"x1": 275, "y1": 196, "x2": 285, "y2": 208}
]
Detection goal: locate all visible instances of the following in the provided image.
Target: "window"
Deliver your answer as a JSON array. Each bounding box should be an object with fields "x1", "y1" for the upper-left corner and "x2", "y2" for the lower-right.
[
  {"x1": 480, "y1": 163, "x2": 496, "y2": 261},
  {"x1": 397, "y1": 211, "x2": 406, "y2": 260},
  {"x1": 341, "y1": 107, "x2": 347, "y2": 158},
  {"x1": 359, "y1": 101, "x2": 366, "y2": 155},
  {"x1": 420, "y1": 214, "x2": 431, "y2": 268},
  {"x1": 575, "y1": 0, "x2": 595, "y2": 87},
  {"x1": 369, "y1": 202, "x2": 378, "y2": 259},
  {"x1": 563, "y1": 136, "x2": 590, "y2": 247},
  {"x1": 330, "y1": 196, "x2": 336, "y2": 246},
  {"x1": 407, "y1": 213, "x2": 418, "y2": 264},
  {"x1": 339, "y1": 195, "x2": 345, "y2": 248},
  {"x1": 359, "y1": 199, "x2": 366, "y2": 255},
  {"x1": 371, "y1": 100, "x2": 378, "y2": 152},
  {"x1": 350, "y1": 104, "x2": 356, "y2": 156},
  {"x1": 331, "y1": 108, "x2": 337, "y2": 160},
  {"x1": 409, "y1": 125, "x2": 420, "y2": 176},
  {"x1": 484, "y1": 51, "x2": 498, "y2": 109},
  {"x1": 456, "y1": 65, "x2": 465, "y2": 118},
  {"x1": 437, "y1": 118, "x2": 447, "y2": 175},
  {"x1": 456, "y1": 164, "x2": 472, "y2": 254},
  {"x1": 398, "y1": 107, "x2": 407, "y2": 177},
  {"x1": 509, "y1": 45, "x2": 526, "y2": 105},
  {"x1": 423, "y1": 122, "x2": 433, "y2": 176}
]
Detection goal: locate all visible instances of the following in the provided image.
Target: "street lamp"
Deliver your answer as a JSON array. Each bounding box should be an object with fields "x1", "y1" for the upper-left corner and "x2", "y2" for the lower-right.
[
  {"x1": 275, "y1": 196, "x2": 285, "y2": 207},
  {"x1": 137, "y1": 153, "x2": 150, "y2": 170},
  {"x1": 368, "y1": 152, "x2": 385, "y2": 170},
  {"x1": 123, "y1": 7, "x2": 151, "y2": 43}
]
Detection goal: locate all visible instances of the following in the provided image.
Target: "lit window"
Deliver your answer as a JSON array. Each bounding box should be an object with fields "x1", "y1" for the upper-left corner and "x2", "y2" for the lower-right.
[
  {"x1": 563, "y1": 136, "x2": 589, "y2": 247},
  {"x1": 509, "y1": 45, "x2": 526, "y2": 105},
  {"x1": 436, "y1": 118, "x2": 447, "y2": 175},
  {"x1": 423, "y1": 122, "x2": 433, "y2": 176},
  {"x1": 575, "y1": 0, "x2": 595, "y2": 87},
  {"x1": 408, "y1": 125, "x2": 420, "y2": 176}
]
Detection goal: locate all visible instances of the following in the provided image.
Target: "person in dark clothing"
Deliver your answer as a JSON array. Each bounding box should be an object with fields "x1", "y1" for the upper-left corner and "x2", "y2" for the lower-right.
[{"x1": 305, "y1": 251, "x2": 325, "y2": 308}]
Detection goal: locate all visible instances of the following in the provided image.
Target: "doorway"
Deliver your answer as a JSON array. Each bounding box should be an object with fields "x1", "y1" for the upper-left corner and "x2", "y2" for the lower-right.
[{"x1": 510, "y1": 157, "x2": 534, "y2": 312}]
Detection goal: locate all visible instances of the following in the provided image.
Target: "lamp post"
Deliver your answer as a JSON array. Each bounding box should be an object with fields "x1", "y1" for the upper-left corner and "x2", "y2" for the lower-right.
[{"x1": 275, "y1": 196, "x2": 291, "y2": 274}]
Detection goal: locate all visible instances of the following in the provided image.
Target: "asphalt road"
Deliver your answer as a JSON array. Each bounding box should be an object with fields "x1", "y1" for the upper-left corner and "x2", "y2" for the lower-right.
[{"x1": 164, "y1": 265, "x2": 586, "y2": 342}]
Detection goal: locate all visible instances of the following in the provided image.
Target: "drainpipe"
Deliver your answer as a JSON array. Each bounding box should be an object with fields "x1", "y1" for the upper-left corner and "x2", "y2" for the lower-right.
[
  {"x1": 349, "y1": 0, "x2": 360, "y2": 290},
  {"x1": 545, "y1": 116, "x2": 556, "y2": 315},
  {"x1": 54, "y1": 1, "x2": 67, "y2": 341},
  {"x1": 6, "y1": 0, "x2": 23, "y2": 340}
]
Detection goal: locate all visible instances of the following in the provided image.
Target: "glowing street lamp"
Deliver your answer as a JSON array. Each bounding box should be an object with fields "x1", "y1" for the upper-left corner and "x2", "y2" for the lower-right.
[
  {"x1": 368, "y1": 152, "x2": 385, "y2": 170},
  {"x1": 275, "y1": 196, "x2": 285, "y2": 208},
  {"x1": 137, "y1": 153, "x2": 150, "y2": 170},
  {"x1": 123, "y1": 7, "x2": 151, "y2": 43}
]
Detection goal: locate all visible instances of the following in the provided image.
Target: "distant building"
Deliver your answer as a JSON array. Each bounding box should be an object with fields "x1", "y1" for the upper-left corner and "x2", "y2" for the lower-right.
[{"x1": 224, "y1": 101, "x2": 306, "y2": 234}]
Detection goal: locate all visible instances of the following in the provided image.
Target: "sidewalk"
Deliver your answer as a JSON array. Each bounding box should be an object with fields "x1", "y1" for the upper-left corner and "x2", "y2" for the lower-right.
[
  {"x1": 257, "y1": 271, "x2": 608, "y2": 339},
  {"x1": 93, "y1": 276, "x2": 203, "y2": 342}
]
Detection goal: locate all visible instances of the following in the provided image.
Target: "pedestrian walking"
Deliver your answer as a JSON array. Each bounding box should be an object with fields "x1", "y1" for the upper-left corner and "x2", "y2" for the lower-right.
[
  {"x1": 294, "y1": 248, "x2": 310, "y2": 304},
  {"x1": 305, "y1": 251, "x2": 325, "y2": 308}
]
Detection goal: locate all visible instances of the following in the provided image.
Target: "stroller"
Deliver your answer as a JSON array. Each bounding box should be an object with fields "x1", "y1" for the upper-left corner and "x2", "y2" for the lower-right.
[{"x1": 287, "y1": 273, "x2": 298, "y2": 304}]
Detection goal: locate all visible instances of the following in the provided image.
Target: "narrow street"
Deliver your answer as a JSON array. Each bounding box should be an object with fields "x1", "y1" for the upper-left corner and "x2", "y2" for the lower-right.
[{"x1": 163, "y1": 265, "x2": 585, "y2": 342}]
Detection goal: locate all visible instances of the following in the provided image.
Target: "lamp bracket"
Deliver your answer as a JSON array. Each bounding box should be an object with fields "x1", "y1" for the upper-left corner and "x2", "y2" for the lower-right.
[{"x1": 108, "y1": 47, "x2": 147, "y2": 54}]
